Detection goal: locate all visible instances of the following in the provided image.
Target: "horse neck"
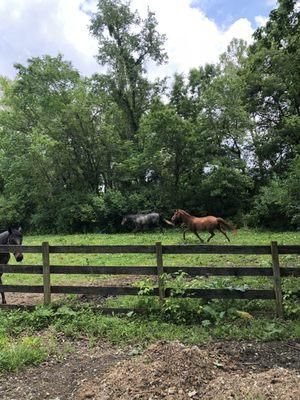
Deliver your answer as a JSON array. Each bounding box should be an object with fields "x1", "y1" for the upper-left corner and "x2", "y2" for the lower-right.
[
  {"x1": 0, "y1": 231, "x2": 9, "y2": 244},
  {"x1": 178, "y1": 210, "x2": 193, "y2": 223},
  {"x1": 127, "y1": 215, "x2": 137, "y2": 221}
]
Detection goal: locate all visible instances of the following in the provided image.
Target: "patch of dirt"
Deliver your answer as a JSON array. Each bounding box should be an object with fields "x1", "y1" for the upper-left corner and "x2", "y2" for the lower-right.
[
  {"x1": 3, "y1": 275, "x2": 153, "y2": 307},
  {"x1": 202, "y1": 368, "x2": 300, "y2": 400},
  {"x1": 1, "y1": 340, "x2": 299, "y2": 399},
  {"x1": 75, "y1": 341, "x2": 300, "y2": 400},
  {"x1": 0, "y1": 339, "x2": 128, "y2": 400},
  {"x1": 4, "y1": 292, "x2": 65, "y2": 306}
]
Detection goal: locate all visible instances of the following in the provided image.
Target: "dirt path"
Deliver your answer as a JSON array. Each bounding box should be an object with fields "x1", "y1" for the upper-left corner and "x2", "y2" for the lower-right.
[{"x1": 1, "y1": 340, "x2": 299, "y2": 400}]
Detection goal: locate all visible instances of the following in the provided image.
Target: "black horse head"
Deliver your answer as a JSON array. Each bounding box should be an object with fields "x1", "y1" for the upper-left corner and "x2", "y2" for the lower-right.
[{"x1": 7, "y1": 227, "x2": 23, "y2": 262}]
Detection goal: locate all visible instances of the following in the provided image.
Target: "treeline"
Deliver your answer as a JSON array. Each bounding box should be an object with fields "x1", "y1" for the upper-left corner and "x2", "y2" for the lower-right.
[{"x1": 0, "y1": 0, "x2": 299, "y2": 233}]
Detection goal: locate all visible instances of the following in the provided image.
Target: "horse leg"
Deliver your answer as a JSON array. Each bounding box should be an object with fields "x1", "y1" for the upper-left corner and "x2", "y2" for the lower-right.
[
  {"x1": 218, "y1": 226, "x2": 230, "y2": 242},
  {"x1": 207, "y1": 231, "x2": 215, "y2": 242},
  {"x1": 0, "y1": 275, "x2": 6, "y2": 304},
  {"x1": 183, "y1": 228, "x2": 189, "y2": 240},
  {"x1": 159, "y1": 223, "x2": 164, "y2": 233},
  {"x1": 194, "y1": 230, "x2": 204, "y2": 243}
]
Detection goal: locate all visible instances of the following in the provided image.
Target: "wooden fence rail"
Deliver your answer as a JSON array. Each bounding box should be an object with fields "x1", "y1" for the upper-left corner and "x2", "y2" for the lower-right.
[{"x1": 0, "y1": 241, "x2": 299, "y2": 317}]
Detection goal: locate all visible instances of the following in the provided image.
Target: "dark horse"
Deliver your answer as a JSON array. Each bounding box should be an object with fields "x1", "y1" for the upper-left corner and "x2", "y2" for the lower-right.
[
  {"x1": 0, "y1": 228, "x2": 23, "y2": 304},
  {"x1": 171, "y1": 209, "x2": 237, "y2": 242},
  {"x1": 121, "y1": 213, "x2": 173, "y2": 232}
]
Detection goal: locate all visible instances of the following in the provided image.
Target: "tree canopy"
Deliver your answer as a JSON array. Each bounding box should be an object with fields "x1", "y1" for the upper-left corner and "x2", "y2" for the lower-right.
[{"x1": 0, "y1": 0, "x2": 299, "y2": 232}]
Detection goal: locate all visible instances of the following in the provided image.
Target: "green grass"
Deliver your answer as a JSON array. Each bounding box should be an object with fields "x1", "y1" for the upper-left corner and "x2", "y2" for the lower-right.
[
  {"x1": 0, "y1": 336, "x2": 49, "y2": 372},
  {"x1": 4, "y1": 228, "x2": 300, "y2": 287},
  {"x1": 0, "y1": 229, "x2": 299, "y2": 372}
]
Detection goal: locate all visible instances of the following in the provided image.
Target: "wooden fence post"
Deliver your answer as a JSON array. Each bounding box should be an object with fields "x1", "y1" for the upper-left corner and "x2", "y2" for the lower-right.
[
  {"x1": 156, "y1": 242, "x2": 165, "y2": 308},
  {"x1": 42, "y1": 242, "x2": 51, "y2": 306},
  {"x1": 271, "y1": 241, "x2": 283, "y2": 318}
]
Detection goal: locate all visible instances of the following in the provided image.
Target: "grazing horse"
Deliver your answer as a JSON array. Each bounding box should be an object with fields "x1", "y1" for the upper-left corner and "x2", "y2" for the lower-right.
[
  {"x1": 171, "y1": 209, "x2": 236, "y2": 243},
  {"x1": 121, "y1": 213, "x2": 173, "y2": 233},
  {"x1": 0, "y1": 228, "x2": 23, "y2": 304}
]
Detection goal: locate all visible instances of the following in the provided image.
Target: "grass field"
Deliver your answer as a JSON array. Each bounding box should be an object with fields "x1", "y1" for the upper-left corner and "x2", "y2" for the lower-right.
[
  {"x1": 4, "y1": 228, "x2": 300, "y2": 287},
  {"x1": 0, "y1": 228, "x2": 299, "y2": 373}
]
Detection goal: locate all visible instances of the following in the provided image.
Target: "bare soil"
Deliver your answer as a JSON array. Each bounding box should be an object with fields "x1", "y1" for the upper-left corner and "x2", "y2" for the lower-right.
[
  {"x1": 75, "y1": 341, "x2": 300, "y2": 400},
  {"x1": 0, "y1": 339, "x2": 129, "y2": 400},
  {"x1": 1, "y1": 340, "x2": 299, "y2": 400},
  {"x1": 3, "y1": 275, "x2": 153, "y2": 307}
]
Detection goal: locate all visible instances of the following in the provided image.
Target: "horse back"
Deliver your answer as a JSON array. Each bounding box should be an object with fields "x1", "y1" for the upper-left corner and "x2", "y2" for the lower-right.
[{"x1": 192, "y1": 216, "x2": 219, "y2": 230}]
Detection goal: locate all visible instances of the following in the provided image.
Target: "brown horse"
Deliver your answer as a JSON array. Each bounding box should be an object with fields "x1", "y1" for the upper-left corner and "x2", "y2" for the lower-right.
[{"x1": 171, "y1": 209, "x2": 237, "y2": 243}]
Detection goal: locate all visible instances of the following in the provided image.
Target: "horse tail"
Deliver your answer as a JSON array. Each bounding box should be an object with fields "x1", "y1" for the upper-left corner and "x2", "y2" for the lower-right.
[
  {"x1": 159, "y1": 214, "x2": 174, "y2": 226},
  {"x1": 217, "y1": 218, "x2": 237, "y2": 234},
  {"x1": 164, "y1": 218, "x2": 174, "y2": 226}
]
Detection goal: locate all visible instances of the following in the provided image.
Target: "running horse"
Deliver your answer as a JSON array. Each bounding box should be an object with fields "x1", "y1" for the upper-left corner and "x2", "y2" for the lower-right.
[
  {"x1": 121, "y1": 213, "x2": 173, "y2": 232},
  {"x1": 0, "y1": 228, "x2": 23, "y2": 304},
  {"x1": 171, "y1": 209, "x2": 236, "y2": 242}
]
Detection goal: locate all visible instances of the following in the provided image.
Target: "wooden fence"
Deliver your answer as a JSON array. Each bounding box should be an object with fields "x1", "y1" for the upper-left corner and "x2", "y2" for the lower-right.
[{"x1": 0, "y1": 241, "x2": 299, "y2": 317}]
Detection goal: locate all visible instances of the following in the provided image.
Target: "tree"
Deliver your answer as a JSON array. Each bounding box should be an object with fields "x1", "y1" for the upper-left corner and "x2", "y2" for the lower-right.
[
  {"x1": 244, "y1": 0, "x2": 300, "y2": 176},
  {"x1": 0, "y1": 55, "x2": 127, "y2": 231},
  {"x1": 90, "y1": 0, "x2": 167, "y2": 137}
]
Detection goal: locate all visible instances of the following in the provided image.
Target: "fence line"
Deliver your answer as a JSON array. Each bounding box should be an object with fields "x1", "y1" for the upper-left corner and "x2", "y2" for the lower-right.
[
  {"x1": 0, "y1": 241, "x2": 299, "y2": 317},
  {"x1": 0, "y1": 244, "x2": 299, "y2": 254}
]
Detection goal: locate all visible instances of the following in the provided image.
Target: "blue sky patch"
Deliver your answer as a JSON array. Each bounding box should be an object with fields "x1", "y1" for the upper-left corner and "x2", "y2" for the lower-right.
[{"x1": 191, "y1": 0, "x2": 277, "y2": 28}]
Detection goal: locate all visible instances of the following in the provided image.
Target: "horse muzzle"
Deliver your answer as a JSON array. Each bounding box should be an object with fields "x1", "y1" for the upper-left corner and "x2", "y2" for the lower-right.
[{"x1": 14, "y1": 253, "x2": 23, "y2": 262}]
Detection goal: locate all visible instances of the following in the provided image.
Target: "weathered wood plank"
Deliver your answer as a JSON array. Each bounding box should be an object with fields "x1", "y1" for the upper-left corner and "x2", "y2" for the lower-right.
[
  {"x1": 165, "y1": 288, "x2": 276, "y2": 299},
  {"x1": 0, "y1": 265, "x2": 43, "y2": 274},
  {"x1": 49, "y1": 245, "x2": 156, "y2": 254},
  {"x1": 277, "y1": 245, "x2": 300, "y2": 254},
  {"x1": 0, "y1": 285, "x2": 44, "y2": 293},
  {"x1": 50, "y1": 286, "x2": 144, "y2": 295},
  {"x1": 0, "y1": 264, "x2": 298, "y2": 278},
  {"x1": 0, "y1": 245, "x2": 42, "y2": 253},
  {"x1": 42, "y1": 242, "x2": 51, "y2": 306},
  {"x1": 156, "y1": 242, "x2": 165, "y2": 308},
  {"x1": 271, "y1": 241, "x2": 283, "y2": 318},
  {"x1": 0, "y1": 244, "x2": 298, "y2": 255},
  {"x1": 162, "y1": 245, "x2": 272, "y2": 254},
  {"x1": 49, "y1": 265, "x2": 157, "y2": 275},
  {"x1": 0, "y1": 285, "x2": 274, "y2": 300},
  {"x1": 1, "y1": 284, "x2": 299, "y2": 300},
  {"x1": 163, "y1": 266, "x2": 275, "y2": 276},
  {"x1": 280, "y1": 267, "x2": 300, "y2": 277}
]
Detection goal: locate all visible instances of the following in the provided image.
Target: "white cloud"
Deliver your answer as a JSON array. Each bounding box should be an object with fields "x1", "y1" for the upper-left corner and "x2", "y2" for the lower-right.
[
  {"x1": 131, "y1": 0, "x2": 254, "y2": 79},
  {"x1": 255, "y1": 15, "x2": 268, "y2": 27},
  {"x1": 0, "y1": 0, "x2": 99, "y2": 78},
  {"x1": 0, "y1": 0, "x2": 256, "y2": 80}
]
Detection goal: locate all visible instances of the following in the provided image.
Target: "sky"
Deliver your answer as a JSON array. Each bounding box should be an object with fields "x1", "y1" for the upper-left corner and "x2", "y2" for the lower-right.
[{"x1": 0, "y1": 0, "x2": 277, "y2": 80}]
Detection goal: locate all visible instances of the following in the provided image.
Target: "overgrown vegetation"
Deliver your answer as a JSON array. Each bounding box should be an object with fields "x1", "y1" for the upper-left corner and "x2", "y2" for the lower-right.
[
  {"x1": 0, "y1": 230, "x2": 298, "y2": 372},
  {"x1": 0, "y1": 0, "x2": 299, "y2": 233},
  {"x1": 0, "y1": 305, "x2": 300, "y2": 372}
]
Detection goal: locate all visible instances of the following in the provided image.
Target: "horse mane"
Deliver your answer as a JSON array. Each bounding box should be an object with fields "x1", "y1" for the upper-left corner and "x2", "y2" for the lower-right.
[{"x1": 177, "y1": 209, "x2": 192, "y2": 217}]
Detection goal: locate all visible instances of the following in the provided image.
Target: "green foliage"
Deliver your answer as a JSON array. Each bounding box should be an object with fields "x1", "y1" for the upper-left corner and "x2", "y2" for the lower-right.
[
  {"x1": 247, "y1": 178, "x2": 288, "y2": 229},
  {"x1": 248, "y1": 157, "x2": 300, "y2": 229},
  {"x1": 0, "y1": 0, "x2": 299, "y2": 232},
  {"x1": 90, "y1": 0, "x2": 167, "y2": 137}
]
